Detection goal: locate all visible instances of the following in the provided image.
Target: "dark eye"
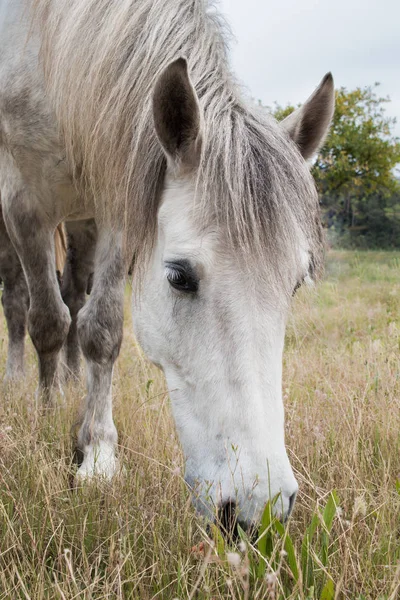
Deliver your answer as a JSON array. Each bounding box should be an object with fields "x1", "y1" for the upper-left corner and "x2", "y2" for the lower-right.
[
  {"x1": 292, "y1": 281, "x2": 302, "y2": 296},
  {"x1": 165, "y1": 262, "x2": 199, "y2": 293}
]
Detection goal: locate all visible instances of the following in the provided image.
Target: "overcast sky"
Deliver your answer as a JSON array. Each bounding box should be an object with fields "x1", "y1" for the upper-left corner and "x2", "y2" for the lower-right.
[{"x1": 219, "y1": 0, "x2": 400, "y2": 136}]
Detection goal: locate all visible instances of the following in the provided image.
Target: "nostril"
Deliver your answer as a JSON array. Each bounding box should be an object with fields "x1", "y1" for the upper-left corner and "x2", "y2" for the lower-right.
[
  {"x1": 218, "y1": 500, "x2": 237, "y2": 538},
  {"x1": 287, "y1": 491, "x2": 297, "y2": 518}
]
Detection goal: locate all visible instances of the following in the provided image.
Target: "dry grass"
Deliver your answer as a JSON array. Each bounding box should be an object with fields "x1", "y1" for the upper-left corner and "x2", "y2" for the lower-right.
[{"x1": 0, "y1": 250, "x2": 399, "y2": 599}]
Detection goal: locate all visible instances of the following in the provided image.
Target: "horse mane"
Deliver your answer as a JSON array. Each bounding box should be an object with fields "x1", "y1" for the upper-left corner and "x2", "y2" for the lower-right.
[{"x1": 31, "y1": 0, "x2": 323, "y2": 286}]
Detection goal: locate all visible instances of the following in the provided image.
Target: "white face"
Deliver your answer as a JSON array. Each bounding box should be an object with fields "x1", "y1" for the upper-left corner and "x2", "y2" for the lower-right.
[{"x1": 132, "y1": 172, "x2": 306, "y2": 527}]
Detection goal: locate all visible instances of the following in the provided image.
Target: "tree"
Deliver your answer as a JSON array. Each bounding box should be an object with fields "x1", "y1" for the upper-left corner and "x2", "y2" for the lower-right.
[{"x1": 270, "y1": 85, "x2": 400, "y2": 246}]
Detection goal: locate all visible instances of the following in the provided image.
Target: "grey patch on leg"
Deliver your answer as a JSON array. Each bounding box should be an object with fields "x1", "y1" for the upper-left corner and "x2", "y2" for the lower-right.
[{"x1": 77, "y1": 241, "x2": 124, "y2": 365}]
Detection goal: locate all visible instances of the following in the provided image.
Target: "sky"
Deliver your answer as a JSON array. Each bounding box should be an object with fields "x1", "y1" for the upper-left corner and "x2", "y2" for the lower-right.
[{"x1": 219, "y1": 0, "x2": 400, "y2": 135}]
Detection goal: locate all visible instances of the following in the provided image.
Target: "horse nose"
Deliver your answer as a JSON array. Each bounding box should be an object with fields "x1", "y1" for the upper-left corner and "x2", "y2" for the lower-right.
[
  {"x1": 287, "y1": 490, "x2": 297, "y2": 520},
  {"x1": 218, "y1": 500, "x2": 239, "y2": 538},
  {"x1": 217, "y1": 490, "x2": 298, "y2": 537},
  {"x1": 217, "y1": 500, "x2": 258, "y2": 541}
]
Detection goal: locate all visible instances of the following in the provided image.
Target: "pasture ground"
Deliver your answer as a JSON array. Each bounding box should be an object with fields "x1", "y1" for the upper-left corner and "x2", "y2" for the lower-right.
[{"x1": 0, "y1": 250, "x2": 399, "y2": 599}]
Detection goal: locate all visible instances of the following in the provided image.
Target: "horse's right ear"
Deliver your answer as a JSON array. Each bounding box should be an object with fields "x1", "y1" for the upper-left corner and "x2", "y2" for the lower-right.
[
  {"x1": 153, "y1": 58, "x2": 201, "y2": 169},
  {"x1": 280, "y1": 73, "x2": 335, "y2": 161}
]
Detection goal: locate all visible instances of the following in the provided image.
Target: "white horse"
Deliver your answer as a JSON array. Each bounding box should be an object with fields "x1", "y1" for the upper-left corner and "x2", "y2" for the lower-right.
[{"x1": 0, "y1": 0, "x2": 334, "y2": 529}]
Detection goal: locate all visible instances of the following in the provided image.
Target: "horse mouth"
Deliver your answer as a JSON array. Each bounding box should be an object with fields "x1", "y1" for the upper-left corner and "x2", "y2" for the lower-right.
[
  {"x1": 215, "y1": 500, "x2": 257, "y2": 541},
  {"x1": 215, "y1": 492, "x2": 297, "y2": 540}
]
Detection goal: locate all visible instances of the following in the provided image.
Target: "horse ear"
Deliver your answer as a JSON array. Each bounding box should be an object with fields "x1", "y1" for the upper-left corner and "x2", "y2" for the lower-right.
[
  {"x1": 153, "y1": 57, "x2": 201, "y2": 168},
  {"x1": 280, "y1": 73, "x2": 335, "y2": 160}
]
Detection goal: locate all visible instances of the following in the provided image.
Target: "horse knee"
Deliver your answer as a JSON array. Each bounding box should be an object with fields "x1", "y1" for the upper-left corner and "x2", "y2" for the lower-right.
[
  {"x1": 77, "y1": 300, "x2": 123, "y2": 364},
  {"x1": 28, "y1": 303, "x2": 71, "y2": 355}
]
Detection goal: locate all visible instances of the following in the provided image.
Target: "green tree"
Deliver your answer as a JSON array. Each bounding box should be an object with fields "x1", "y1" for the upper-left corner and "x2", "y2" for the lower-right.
[{"x1": 270, "y1": 84, "x2": 400, "y2": 246}]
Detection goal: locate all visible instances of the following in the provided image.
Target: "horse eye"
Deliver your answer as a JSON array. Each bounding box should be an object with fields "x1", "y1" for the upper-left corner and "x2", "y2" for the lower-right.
[
  {"x1": 292, "y1": 281, "x2": 302, "y2": 296},
  {"x1": 165, "y1": 264, "x2": 198, "y2": 293}
]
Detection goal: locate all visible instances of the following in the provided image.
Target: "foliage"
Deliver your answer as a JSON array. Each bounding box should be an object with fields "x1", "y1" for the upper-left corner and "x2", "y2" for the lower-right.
[
  {"x1": 312, "y1": 84, "x2": 400, "y2": 199},
  {"x1": 271, "y1": 84, "x2": 400, "y2": 248}
]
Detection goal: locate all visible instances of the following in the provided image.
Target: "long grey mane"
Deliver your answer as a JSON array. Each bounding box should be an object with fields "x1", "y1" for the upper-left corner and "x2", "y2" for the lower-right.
[{"x1": 32, "y1": 0, "x2": 323, "y2": 283}]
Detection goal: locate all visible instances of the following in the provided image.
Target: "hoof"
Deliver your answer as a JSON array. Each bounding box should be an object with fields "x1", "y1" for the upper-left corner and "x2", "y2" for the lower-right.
[{"x1": 75, "y1": 441, "x2": 118, "y2": 483}]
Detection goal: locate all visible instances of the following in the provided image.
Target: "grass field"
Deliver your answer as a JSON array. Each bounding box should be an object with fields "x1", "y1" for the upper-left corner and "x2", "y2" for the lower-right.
[{"x1": 0, "y1": 250, "x2": 400, "y2": 599}]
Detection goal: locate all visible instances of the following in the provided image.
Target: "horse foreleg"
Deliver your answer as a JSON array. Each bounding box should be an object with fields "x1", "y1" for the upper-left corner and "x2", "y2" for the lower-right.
[
  {"x1": 61, "y1": 219, "x2": 97, "y2": 379},
  {"x1": 2, "y1": 188, "x2": 71, "y2": 402},
  {"x1": 75, "y1": 228, "x2": 125, "y2": 479},
  {"x1": 0, "y1": 206, "x2": 29, "y2": 381}
]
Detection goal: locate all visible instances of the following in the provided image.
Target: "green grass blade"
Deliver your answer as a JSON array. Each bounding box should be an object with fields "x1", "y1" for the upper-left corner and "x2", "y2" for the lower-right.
[
  {"x1": 257, "y1": 501, "x2": 274, "y2": 578},
  {"x1": 321, "y1": 492, "x2": 339, "y2": 567},
  {"x1": 320, "y1": 577, "x2": 335, "y2": 600},
  {"x1": 301, "y1": 512, "x2": 320, "y2": 588},
  {"x1": 322, "y1": 492, "x2": 339, "y2": 533},
  {"x1": 274, "y1": 519, "x2": 299, "y2": 583}
]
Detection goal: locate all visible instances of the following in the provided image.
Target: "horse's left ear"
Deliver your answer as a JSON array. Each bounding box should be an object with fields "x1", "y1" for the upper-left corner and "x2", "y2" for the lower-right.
[
  {"x1": 153, "y1": 57, "x2": 201, "y2": 169},
  {"x1": 280, "y1": 73, "x2": 335, "y2": 160}
]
